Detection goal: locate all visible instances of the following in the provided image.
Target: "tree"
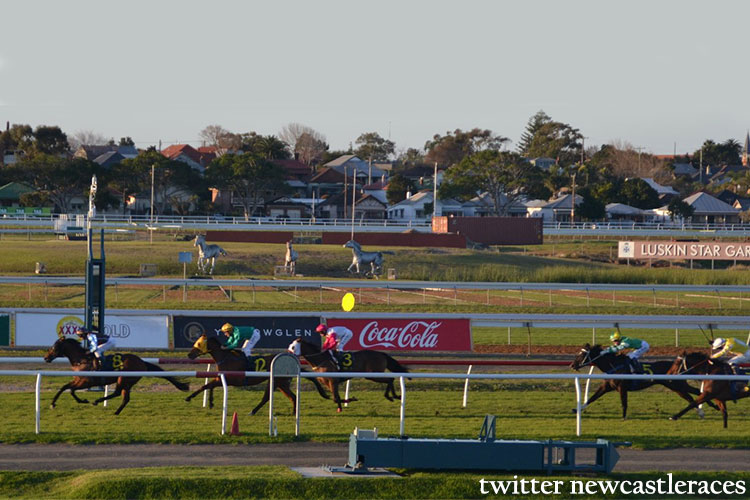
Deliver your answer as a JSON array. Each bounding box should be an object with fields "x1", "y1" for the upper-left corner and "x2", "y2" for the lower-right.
[
  {"x1": 206, "y1": 152, "x2": 288, "y2": 220},
  {"x1": 68, "y1": 130, "x2": 109, "y2": 151},
  {"x1": 239, "y1": 133, "x2": 290, "y2": 160},
  {"x1": 692, "y1": 139, "x2": 742, "y2": 167},
  {"x1": 354, "y1": 132, "x2": 395, "y2": 162},
  {"x1": 525, "y1": 121, "x2": 582, "y2": 166},
  {"x1": 395, "y1": 148, "x2": 425, "y2": 168},
  {"x1": 517, "y1": 110, "x2": 552, "y2": 155},
  {"x1": 385, "y1": 173, "x2": 416, "y2": 205},
  {"x1": 619, "y1": 178, "x2": 660, "y2": 209},
  {"x1": 440, "y1": 150, "x2": 545, "y2": 215},
  {"x1": 31, "y1": 126, "x2": 69, "y2": 155},
  {"x1": 667, "y1": 198, "x2": 695, "y2": 221},
  {"x1": 0, "y1": 124, "x2": 33, "y2": 162},
  {"x1": 199, "y1": 125, "x2": 241, "y2": 155},
  {"x1": 279, "y1": 123, "x2": 328, "y2": 165},
  {"x1": 424, "y1": 128, "x2": 509, "y2": 168},
  {"x1": 119, "y1": 137, "x2": 135, "y2": 147},
  {"x1": 575, "y1": 186, "x2": 606, "y2": 220},
  {"x1": 6, "y1": 154, "x2": 98, "y2": 212}
]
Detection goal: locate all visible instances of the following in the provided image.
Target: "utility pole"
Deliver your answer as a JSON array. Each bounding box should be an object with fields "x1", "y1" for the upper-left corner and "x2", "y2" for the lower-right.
[
  {"x1": 571, "y1": 172, "x2": 576, "y2": 223},
  {"x1": 699, "y1": 147, "x2": 703, "y2": 184},
  {"x1": 351, "y1": 167, "x2": 356, "y2": 239},
  {"x1": 433, "y1": 162, "x2": 439, "y2": 219},
  {"x1": 149, "y1": 164, "x2": 155, "y2": 245},
  {"x1": 635, "y1": 147, "x2": 644, "y2": 176}
]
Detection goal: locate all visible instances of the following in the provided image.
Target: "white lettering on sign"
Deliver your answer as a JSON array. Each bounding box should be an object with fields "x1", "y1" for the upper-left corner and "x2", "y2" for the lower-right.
[{"x1": 358, "y1": 321, "x2": 441, "y2": 349}]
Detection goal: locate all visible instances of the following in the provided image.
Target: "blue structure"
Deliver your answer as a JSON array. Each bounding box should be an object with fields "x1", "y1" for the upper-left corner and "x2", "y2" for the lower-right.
[{"x1": 343, "y1": 416, "x2": 627, "y2": 474}]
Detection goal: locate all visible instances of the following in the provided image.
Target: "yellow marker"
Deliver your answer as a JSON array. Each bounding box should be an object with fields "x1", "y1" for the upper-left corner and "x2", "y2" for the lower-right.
[{"x1": 342, "y1": 292, "x2": 355, "y2": 312}]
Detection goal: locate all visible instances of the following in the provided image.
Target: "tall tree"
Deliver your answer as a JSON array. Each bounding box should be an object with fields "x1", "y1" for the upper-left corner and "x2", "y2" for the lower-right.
[
  {"x1": 525, "y1": 121, "x2": 582, "y2": 166},
  {"x1": 395, "y1": 148, "x2": 425, "y2": 169},
  {"x1": 31, "y1": 126, "x2": 69, "y2": 155},
  {"x1": 240, "y1": 133, "x2": 290, "y2": 160},
  {"x1": 692, "y1": 139, "x2": 742, "y2": 166},
  {"x1": 517, "y1": 110, "x2": 552, "y2": 155},
  {"x1": 278, "y1": 123, "x2": 328, "y2": 165},
  {"x1": 354, "y1": 132, "x2": 395, "y2": 162},
  {"x1": 206, "y1": 152, "x2": 288, "y2": 220},
  {"x1": 385, "y1": 173, "x2": 416, "y2": 205},
  {"x1": 68, "y1": 130, "x2": 109, "y2": 151},
  {"x1": 439, "y1": 150, "x2": 546, "y2": 215},
  {"x1": 199, "y1": 125, "x2": 241, "y2": 155},
  {"x1": 425, "y1": 128, "x2": 509, "y2": 168}
]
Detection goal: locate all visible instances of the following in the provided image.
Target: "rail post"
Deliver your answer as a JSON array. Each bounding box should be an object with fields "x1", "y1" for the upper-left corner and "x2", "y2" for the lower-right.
[
  {"x1": 583, "y1": 365, "x2": 595, "y2": 402},
  {"x1": 202, "y1": 363, "x2": 211, "y2": 408},
  {"x1": 344, "y1": 380, "x2": 351, "y2": 407},
  {"x1": 220, "y1": 373, "x2": 228, "y2": 435},
  {"x1": 295, "y1": 371, "x2": 301, "y2": 437},
  {"x1": 574, "y1": 376, "x2": 582, "y2": 436},
  {"x1": 399, "y1": 376, "x2": 406, "y2": 437},
  {"x1": 462, "y1": 364, "x2": 473, "y2": 408},
  {"x1": 35, "y1": 373, "x2": 42, "y2": 434}
]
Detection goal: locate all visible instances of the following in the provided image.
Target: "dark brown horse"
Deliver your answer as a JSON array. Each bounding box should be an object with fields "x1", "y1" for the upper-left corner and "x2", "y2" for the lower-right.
[
  {"x1": 570, "y1": 343, "x2": 715, "y2": 419},
  {"x1": 184, "y1": 334, "x2": 329, "y2": 415},
  {"x1": 44, "y1": 337, "x2": 189, "y2": 415},
  {"x1": 667, "y1": 351, "x2": 750, "y2": 428},
  {"x1": 288, "y1": 337, "x2": 409, "y2": 412}
]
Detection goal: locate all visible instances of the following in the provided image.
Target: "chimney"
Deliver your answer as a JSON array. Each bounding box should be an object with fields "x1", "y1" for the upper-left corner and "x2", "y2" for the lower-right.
[{"x1": 406, "y1": 190, "x2": 412, "y2": 199}]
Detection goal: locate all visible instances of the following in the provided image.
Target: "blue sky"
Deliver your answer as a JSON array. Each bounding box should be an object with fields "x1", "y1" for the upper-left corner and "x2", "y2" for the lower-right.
[{"x1": 1, "y1": 0, "x2": 748, "y2": 156}]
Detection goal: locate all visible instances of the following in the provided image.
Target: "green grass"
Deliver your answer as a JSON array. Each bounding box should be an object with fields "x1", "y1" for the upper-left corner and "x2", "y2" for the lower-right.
[
  {"x1": 0, "y1": 467, "x2": 747, "y2": 499},
  {"x1": 0, "y1": 379, "x2": 747, "y2": 449}
]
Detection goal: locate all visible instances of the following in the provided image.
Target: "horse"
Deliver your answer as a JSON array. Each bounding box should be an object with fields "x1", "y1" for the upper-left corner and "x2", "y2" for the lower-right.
[
  {"x1": 44, "y1": 337, "x2": 190, "y2": 415},
  {"x1": 193, "y1": 234, "x2": 227, "y2": 274},
  {"x1": 570, "y1": 343, "x2": 715, "y2": 419},
  {"x1": 184, "y1": 335, "x2": 329, "y2": 415},
  {"x1": 667, "y1": 351, "x2": 750, "y2": 428},
  {"x1": 288, "y1": 337, "x2": 409, "y2": 413},
  {"x1": 285, "y1": 240, "x2": 298, "y2": 275},
  {"x1": 343, "y1": 240, "x2": 393, "y2": 278}
]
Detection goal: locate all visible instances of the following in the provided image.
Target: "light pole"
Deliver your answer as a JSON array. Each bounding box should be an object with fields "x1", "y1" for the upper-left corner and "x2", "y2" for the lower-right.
[
  {"x1": 149, "y1": 164, "x2": 155, "y2": 244},
  {"x1": 570, "y1": 172, "x2": 576, "y2": 223},
  {"x1": 635, "y1": 147, "x2": 644, "y2": 176}
]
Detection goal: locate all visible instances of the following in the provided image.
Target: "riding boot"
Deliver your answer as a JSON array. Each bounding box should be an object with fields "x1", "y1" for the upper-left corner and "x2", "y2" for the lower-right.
[{"x1": 93, "y1": 356, "x2": 102, "y2": 371}]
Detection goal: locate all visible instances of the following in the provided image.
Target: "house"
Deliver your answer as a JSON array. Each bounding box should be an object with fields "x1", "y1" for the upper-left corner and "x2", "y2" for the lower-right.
[
  {"x1": 733, "y1": 198, "x2": 750, "y2": 212},
  {"x1": 323, "y1": 155, "x2": 387, "y2": 184},
  {"x1": 74, "y1": 144, "x2": 138, "y2": 160},
  {"x1": 265, "y1": 196, "x2": 315, "y2": 219},
  {"x1": 673, "y1": 163, "x2": 697, "y2": 177},
  {"x1": 461, "y1": 192, "x2": 528, "y2": 217},
  {"x1": 0, "y1": 182, "x2": 36, "y2": 207},
  {"x1": 605, "y1": 203, "x2": 646, "y2": 222},
  {"x1": 354, "y1": 194, "x2": 388, "y2": 220},
  {"x1": 708, "y1": 165, "x2": 746, "y2": 187},
  {"x1": 529, "y1": 157, "x2": 556, "y2": 171},
  {"x1": 682, "y1": 191, "x2": 739, "y2": 224},
  {"x1": 161, "y1": 144, "x2": 215, "y2": 172},
  {"x1": 92, "y1": 151, "x2": 125, "y2": 168},
  {"x1": 526, "y1": 194, "x2": 583, "y2": 222},
  {"x1": 362, "y1": 180, "x2": 388, "y2": 204},
  {"x1": 386, "y1": 190, "x2": 461, "y2": 221}
]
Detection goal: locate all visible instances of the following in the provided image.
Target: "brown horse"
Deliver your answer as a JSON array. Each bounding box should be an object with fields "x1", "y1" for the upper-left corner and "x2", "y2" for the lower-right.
[
  {"x1": 570, "y1": 343, "x2": 715, "y2": 419},
  {"x1": 184, "y1": 334, "x2": 329, "y2": 415},
  {"x1": 44, "y1": 337, "x2": 190, "y2": 415},
  {"x1": 288, "y1": 337, "x2": 409, "y2": 412},
  {"x1": 667, "y1": 351, "x2": 750, "y2": 428}
]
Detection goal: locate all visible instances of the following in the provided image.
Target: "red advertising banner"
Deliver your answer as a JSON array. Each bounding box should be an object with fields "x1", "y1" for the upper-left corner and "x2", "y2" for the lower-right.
[{"x1": 327, "y1": 318, "x2": 472, "y2": 352}]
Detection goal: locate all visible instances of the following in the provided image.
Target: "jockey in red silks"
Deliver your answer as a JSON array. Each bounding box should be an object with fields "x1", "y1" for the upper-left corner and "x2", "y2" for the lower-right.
[{"x1": 317, "y1": 323, "x2": 353, "y2": 368}]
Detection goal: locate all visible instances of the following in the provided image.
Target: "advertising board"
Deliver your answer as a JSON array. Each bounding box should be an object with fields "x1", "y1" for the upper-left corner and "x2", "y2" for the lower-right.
[
  {"x1": 327, "y1": 318, "x2": 472, "y2": 352},
  {"x1": 173, "y1": 315, "x2": 321, "y2": 349}
]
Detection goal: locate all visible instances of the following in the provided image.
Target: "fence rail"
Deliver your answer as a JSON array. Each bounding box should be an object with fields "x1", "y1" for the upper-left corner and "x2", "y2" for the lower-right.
[{"x1": 3, "y1": 369, "x2": 748, "y2": 438}]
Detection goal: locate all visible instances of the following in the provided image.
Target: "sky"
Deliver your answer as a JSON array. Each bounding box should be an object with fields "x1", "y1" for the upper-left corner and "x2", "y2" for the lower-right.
[{"x1": 1, "y1": 0, "x2": 749, "y2": 156}]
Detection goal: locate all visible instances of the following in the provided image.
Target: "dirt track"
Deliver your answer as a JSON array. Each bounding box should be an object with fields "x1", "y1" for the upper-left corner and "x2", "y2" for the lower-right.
[{"x1": 0, "y1": 443, "x2": 748, "y2": 472}]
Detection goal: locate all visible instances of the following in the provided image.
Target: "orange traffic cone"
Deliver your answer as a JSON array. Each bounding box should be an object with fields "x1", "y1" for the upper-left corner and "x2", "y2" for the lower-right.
[{"x1": 230, "y1": 411, "x2": 240, "y2": 436}]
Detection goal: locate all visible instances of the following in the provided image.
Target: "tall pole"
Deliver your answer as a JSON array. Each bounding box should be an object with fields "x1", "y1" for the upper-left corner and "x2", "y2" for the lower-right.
[
  {"x1": 150, "y1": 164, "x2": 155, "y2": 244},
  {"x1": 351, "y1": 168, "x2": 356, "y2": 239},
  {"x1": 344, "y1": 166, "x2": 348, "y2": 219},
  {"x1": 571, "y1": 172, "x2": 576, "y2": 222},
  {"x1": 368, "y1": 156, "x2": 372, "y2": 186},
  {"x1": 699, "y1": 147, "x2": 703, "y2": 184},
  {"x1": 433, "y1": 162, "x2": 438, "y2": 219}
]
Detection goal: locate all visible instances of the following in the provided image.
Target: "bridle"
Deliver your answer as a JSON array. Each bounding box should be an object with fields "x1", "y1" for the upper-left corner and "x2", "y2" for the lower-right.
[{"x1": 674, "y1": 354, "x2": 709, "y2": 375}]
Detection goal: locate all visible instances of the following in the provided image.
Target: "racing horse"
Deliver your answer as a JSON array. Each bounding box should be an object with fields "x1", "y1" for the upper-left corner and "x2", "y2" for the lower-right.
[
  {"x1": 343, "y1": 240, "x2": 393, "y2": 278},
  {"x1": 570, "y1": 343, "x2": 715, "y2": 419},
  {"x1": 184, "y1": 334, "x2": 330, "y2": 415},
  {"x1": 667, "y1": 351, "x2": 750, "y2": 428},
  {"x1": 285, "y1": 240, "x2": 298, "y2": 275},
  {"x1": 193, "y1": 234, "x2": 227, "y2": 274},
  {"x1": 288, "y1": 337, "x2": 409, "y2": 412},
  {"x1": 44, "y1": 337, "x2": 190, "y2": 415}
]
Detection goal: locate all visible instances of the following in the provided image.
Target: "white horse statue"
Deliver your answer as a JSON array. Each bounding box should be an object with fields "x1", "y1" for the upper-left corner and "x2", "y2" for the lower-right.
[
  {"x1": 344, "y1": 240, "x2": 393, "y2": 278},
  {"x1": 285, "y1": 240, "x2": 298, "y2": 275},
  {"x1": 193, "y1": 235, "x2": 227, "y2": 275}
]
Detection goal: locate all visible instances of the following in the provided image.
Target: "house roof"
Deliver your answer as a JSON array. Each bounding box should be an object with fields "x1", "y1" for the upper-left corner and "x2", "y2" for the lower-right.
[
  {"x1": 355, "y1": 193, "x2": 387, "y2": 208},
  {"x1": 309, "y1": 167, "x2": 345, "y2": 183},
  {"x1": 544, "y1": 194, "x2": 583, "y2": 210},
  {"x1": 272, "y1": 158, "x2": 312, "y2": 178},
  {"x1": 683, "y1": 191, "x2": 739, "y2": 215},
  {"x1": 93, "y1": 151, "x2": 125, "y2": 167},
  {"x1": 323, "y1": 155, "x2": 386, "y2": 178},
  {"x1": 673, "y1": 163, "x2": 697, "y2": 176},
  {"x1": 363, "y1": 180, "x2": 388, "y2": 190},
  {"x1": 0, "y1": 182, "x2": 35, "y2": 200},
  {"x1": 641, "y1": 177, "x2": 678, "y2": 195},
  {"x1": 389, "y1": 190, "x2": 433, "y2": 207},
  {"x1": 606, "y1": 203, "x2": 644, "y2": 216},
  {"x1": 733, "y1": 198, "x2": 750, "y2": 211},
  {"x1": 162, "y1": 144, "x2": 216, "y2": 166}
]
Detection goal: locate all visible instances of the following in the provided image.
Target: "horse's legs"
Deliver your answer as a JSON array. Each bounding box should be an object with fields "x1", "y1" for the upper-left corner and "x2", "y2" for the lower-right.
[
  {"x1": 572, "y1": 382, "x2": 613, "y2": 413},
  {"x1": 717, "y1": 400, "x2": 728, "y2": 428},
  {"x1": 185, "y1": 380, "x2": 222, "y2": 408},
  {"x1": 93, "y1": 384, "x2": 123, "y2": 406},
  {"x1": 69, "y1": 388, "x2": 90, "y2": 405},
  {"x1": 51, "y1": 382, "x2": 89, "y2": 408},
  {"x1": 277, "y1": 381, "x2": 297, "y2": 415},
  {"x1": 670, "y1": 391, "x2": 714, "y2": 421},
  {"x1": 618, "y1": 387, "x2": 628, "y2": 419},
  {"x1": 114, "y1": 386, "x2": 132, "y2": 415},
  {"x1": 250, "y1": 383, "x2": 271, "y2": 416},
  {"x1": 331, "y1": 381, "x2": 344, "y2": 412},
  {"x1": 209, "y1": 257, "x2": 215, "y2": 275}
]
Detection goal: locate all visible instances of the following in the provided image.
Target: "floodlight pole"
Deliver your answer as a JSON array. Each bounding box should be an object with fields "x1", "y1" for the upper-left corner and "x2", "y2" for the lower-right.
[{"x1": 150, "y1": 164, "x2": 155, "y2": 244}]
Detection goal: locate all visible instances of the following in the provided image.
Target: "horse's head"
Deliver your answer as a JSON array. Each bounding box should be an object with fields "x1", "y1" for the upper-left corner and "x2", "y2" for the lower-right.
[
  {"x1": 570, "y1": 343, "x2": 594, "y2": 371},
  {"x1": 44, "y1": 337, "x2": 83, "y2": 363},
  {"x1": 343, "y1": 240, "x2": 359, "y2": 250},
  {"x1": 288, "y1": 337, "x2": 319, "y2": 357},
  {"x1": 188, "y1": 334, "x2": 209, "y2": 359},
  {"x1": 194, "y1": 235, "x2": 205, "y2": 248},
  {"x1": 671, "y1": 351, "x2": 712, "y2": 375}
]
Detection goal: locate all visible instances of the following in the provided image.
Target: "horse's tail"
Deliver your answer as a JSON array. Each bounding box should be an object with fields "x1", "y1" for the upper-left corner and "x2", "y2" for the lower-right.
[
  {"x1": 144, "y1": 361, "x2": 190, "y2": 392},
  {"x1": 380, "y1": 251, "x2": 395, "y2": 255},
  {"x1": 385, "y1": 354, "x2": 409, "y2": 374}
]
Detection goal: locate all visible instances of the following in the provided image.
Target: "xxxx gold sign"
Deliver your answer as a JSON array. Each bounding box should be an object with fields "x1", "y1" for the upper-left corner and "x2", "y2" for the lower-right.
[{"x1": 619, "y1": 241, "x2": 750, "y2": 260}]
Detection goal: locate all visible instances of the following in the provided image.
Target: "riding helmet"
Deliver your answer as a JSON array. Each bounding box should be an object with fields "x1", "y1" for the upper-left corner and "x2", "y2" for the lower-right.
[
  {"x1": 712, "y1": 338, "x2": 726, "y2": 350},
  {"x1": 221, "y1": 323, "x2": 234, "y2": 334},
  {"x1": 316, "y1": 324, "x2": 327, "y2": 334},
  {"x1": 610, "y1": 331, "x2": 621, "y2": 342},
  {"x1": 75, "y1": 326, "x2": 90, "y2": 336}
]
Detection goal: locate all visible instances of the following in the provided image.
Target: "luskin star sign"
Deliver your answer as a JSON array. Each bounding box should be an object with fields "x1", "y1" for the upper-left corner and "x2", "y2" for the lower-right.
[{"x1": 619, "y1": 241, "x2": 750, "y2": 260}]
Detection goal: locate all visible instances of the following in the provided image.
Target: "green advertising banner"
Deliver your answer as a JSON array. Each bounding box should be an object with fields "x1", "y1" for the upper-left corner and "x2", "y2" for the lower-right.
[{"x1": 0, "y1": 315, "x2": 9, "y2": 346}]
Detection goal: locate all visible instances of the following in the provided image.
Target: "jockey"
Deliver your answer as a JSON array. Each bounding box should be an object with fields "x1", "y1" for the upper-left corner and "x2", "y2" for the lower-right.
[
  {"x1": 711, "y1": 337, "x2": 750, "y2": 375},
  {"x1": 603, "y1": 331, "x2": 649, "y2": 373},
  {"x1": 220, "y1": 323, "x2": 261, "y2": 359},
  {"x1": 75, "y1": 326, "x2": 115, "y2": 370},
  {"x1": 317, "y1": 323, "x2": 353, "y2": 368}
]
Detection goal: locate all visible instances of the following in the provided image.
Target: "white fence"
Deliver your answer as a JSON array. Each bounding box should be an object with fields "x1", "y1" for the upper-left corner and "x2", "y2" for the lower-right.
[{"x1": 2, "y1": 370, "x2": 748, "y2": 438}]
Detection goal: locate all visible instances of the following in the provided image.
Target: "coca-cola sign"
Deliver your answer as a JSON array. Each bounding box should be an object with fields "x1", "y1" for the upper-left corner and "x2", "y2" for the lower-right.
[{"x1": 328, "y1": 318, "x2": 472, "y2": 352}]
